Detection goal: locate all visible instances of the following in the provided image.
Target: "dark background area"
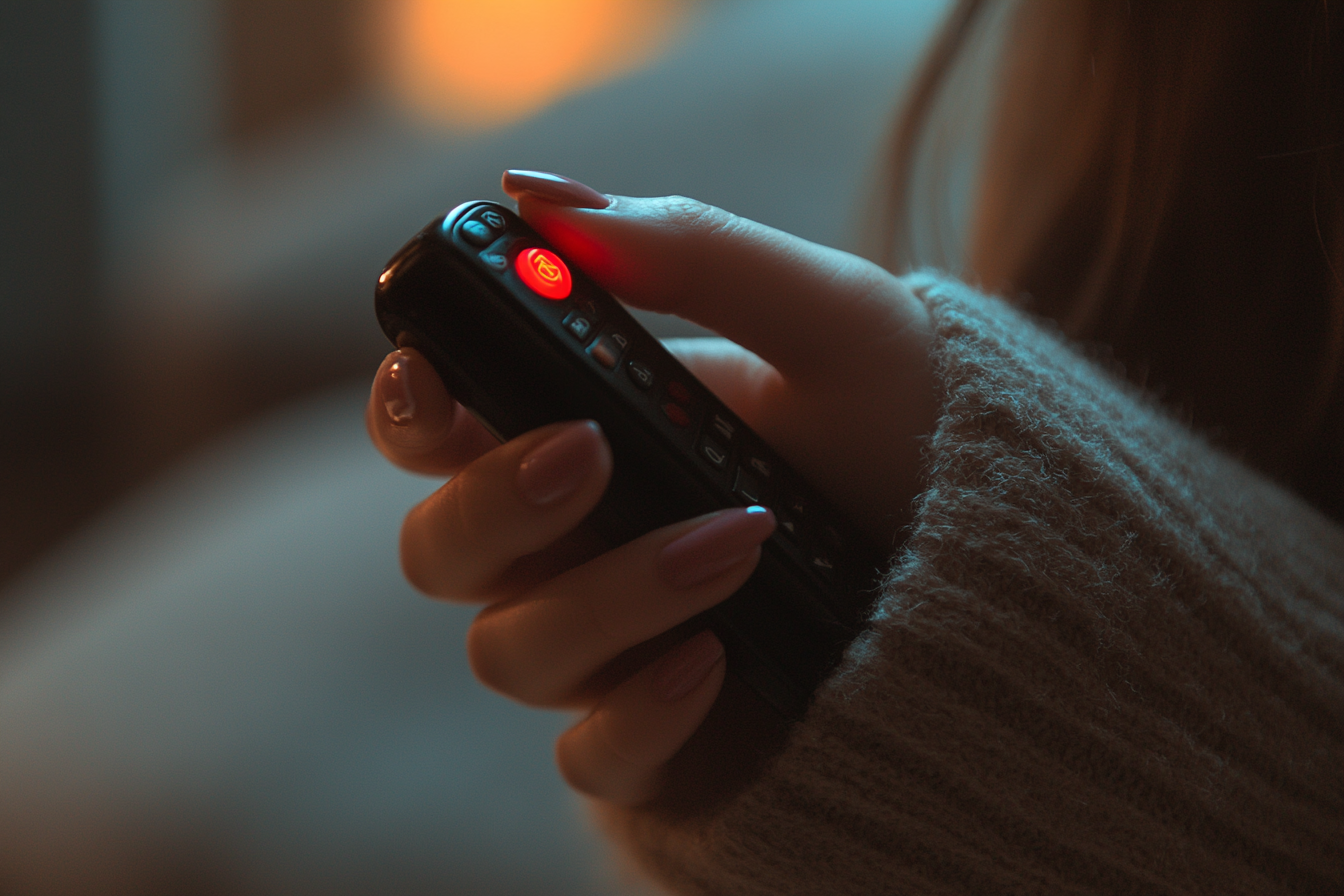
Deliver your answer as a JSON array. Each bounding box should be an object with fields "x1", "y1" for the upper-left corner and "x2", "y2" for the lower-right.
[
  {"x1": 1, "y1": 2, "x2": 105, "y2": 589},
  {"x1": 0, "y1": 0, "x2": 384, "y2": 588}
]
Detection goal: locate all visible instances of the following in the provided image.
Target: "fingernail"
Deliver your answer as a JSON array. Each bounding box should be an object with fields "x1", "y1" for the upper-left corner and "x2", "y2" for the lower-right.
[
  {"x1": 502, "y1": 170, "x2": 611, "y2": 209},
  {"x1": 517, "y1": 421, "x2": 605, "y2": 505},
  {"x1": 656, "y1": 506, "x2": 775, "y2": 590},
  {"x1": 378, "y1": 350, "x2": 416, "y2": 425},
  {"x1": 375, "y1": 349, "x2": 456, "y2": 450},
  {"x1": 651, "y1": 630, "x2": 724, "y2": 702}
]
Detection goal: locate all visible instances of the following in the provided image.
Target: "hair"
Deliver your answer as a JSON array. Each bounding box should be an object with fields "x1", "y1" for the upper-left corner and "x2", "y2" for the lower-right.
[{"x1": 877, "y1": 0, "x2": 1344, "y2": 521}]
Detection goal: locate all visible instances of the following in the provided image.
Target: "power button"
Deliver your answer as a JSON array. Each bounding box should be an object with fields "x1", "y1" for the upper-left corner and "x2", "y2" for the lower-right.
[{"x1": 516, "y1": 247, "x2": 572, "y2": 300}]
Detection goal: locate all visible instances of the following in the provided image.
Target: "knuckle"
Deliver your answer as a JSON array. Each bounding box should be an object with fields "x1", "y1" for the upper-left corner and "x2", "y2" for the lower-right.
[
  {"x1": 442, "y1": 474, "x2": 495, "y2": 547},
  {"x1": 575, "y1": 591, "x2": 635, "y2": 649},
  {"x1": 465, "y1": 616, "x2": 515, "y2": 695},
  {"x1": 554, "y1": 732, "x2": 602, "y2": 798},
  {"x1": 399, "y1": 507, "x2": 445, "y2": 596},
  {"x1": 661, "y1": 195, "x2": 734, "y2": 240},
  {"x1": 398, "y1": 476, "x2": 501, "y2": 598},
  {"x1": 465, "y1": 612, "x2": 555, "y2": 706},
  {"x1": 556, "y1": 713, "x2": 657, "y2": 806}
]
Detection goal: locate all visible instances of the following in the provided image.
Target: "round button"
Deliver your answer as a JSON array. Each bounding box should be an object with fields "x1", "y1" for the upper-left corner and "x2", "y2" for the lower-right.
[{"x1": 516, "y1": 247, "x2": 572, "y2": 300}]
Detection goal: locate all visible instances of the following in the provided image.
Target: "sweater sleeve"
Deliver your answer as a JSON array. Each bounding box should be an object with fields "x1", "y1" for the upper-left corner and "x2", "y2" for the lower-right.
[{"x1": 596, "y1": 273, "x2": 1344, "y2": 895}]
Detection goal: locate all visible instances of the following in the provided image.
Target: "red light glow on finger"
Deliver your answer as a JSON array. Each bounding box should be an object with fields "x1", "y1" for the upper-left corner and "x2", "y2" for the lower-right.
[{"x1": 516, "y1": 247, "x2": 573, "y2": 299}]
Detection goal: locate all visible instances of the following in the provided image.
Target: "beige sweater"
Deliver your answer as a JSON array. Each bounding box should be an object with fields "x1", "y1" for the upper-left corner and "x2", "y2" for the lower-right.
[{"x1": 602, "y1": 274, "x2": 1344, "y2": 894}]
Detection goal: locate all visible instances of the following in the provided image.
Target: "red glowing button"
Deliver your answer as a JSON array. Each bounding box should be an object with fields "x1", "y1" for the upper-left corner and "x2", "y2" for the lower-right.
[{"x1": 516, "y1": 247, "x2": 572, "y2": 299}]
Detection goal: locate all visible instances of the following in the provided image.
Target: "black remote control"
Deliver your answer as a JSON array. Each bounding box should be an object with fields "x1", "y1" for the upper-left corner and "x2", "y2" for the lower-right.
[{"x1": 375, "y1": 200, "x2": 887, "y2": 718}]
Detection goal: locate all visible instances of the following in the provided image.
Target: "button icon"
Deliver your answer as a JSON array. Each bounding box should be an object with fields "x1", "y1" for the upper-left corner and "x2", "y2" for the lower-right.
[
  {"x1": 481, "y1": 210, "x2": 505, "y2": 229},
  {"x1": 711, "y1": 414, "x2": 736, "y2": 442},
  {"x1": 733, "y1": 467, "x2": 766, "y2": 504},
  {"x1": 460, "y1": 220, "x2": 493, "y2": 247},
  {"x1": 627, "y1": 361, "x2": 654, "y2": 390},
  {"x1": 480, "y1": 251, "x2": 507, "y2": 271},
  {"x1": 698, "y1": 436, "x2": 729, "y2": 469},
  {"x1": 516, "y1": 247, "x2": 572, "y2": 299},
  {"x1": 562, "y1": 312, "x2": 594, "y2": 342}
]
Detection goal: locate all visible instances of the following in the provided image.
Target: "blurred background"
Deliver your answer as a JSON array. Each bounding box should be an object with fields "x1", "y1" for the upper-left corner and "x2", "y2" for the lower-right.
[
  {"x1": 0, "y1": 0, "x2": 960, "y2": 585},
  {"x1": 0, "y1": 1, "x2": 955, "y2": 892}
]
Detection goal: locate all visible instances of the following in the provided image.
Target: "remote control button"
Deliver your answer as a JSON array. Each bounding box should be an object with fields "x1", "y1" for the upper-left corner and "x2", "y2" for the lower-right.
[
  {"x1": 480, "y1": 251, "x2": 507, "y2": 271},
  {"x1": 666, "y1": 379, "x2": 692, "y2": 405},
  {"x1": 460, "y1": 220, "x2": 494, "y2": 247},
  {"x1": 663, "y1": 401, "x2": 691, "y2": 427},
  {"x1": 709, "y1": 413, "x2": 736, "y2": 443},
  {"x1": 480, "y1": 209, "x2": 506, "y2": 230},
  {"x1": 627, "y1": 361, "x2": 654, "y2": 390},
  {"x1": 746, "y1": 455, "x2": 772, "y2": 478},
  {"x1": 810, "y1": 551, "x2": 837, "y2": 581},
  {"x1": 732, "y1": 467, "x2": 767, "y2": 505},
  {"x1": 516, "y1": 247, "x2": 572, "y2": 299},
  {"x1": 589, "y1": 333, "x2": 625, "y2": 370},
  {"x1": 562, "y1": 312, "x2": 596, "y2": 343},
  {"x1": 698, "y1": 434, "x2": 729, "y2": 469},
  {"x1": 778, "y1": 492, "x2": 807, "y2": 538}
]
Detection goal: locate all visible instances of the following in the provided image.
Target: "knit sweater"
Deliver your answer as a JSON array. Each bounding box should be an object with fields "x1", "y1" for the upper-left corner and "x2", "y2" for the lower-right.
[{"x1": 599, "y1": 273, "x2": 1344, "y2": 894}]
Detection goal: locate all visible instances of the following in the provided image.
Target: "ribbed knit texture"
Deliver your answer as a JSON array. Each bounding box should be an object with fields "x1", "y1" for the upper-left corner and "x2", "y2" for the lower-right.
[{"x1": 599, "y1": 274, "x2": 1344, "y2": 894}]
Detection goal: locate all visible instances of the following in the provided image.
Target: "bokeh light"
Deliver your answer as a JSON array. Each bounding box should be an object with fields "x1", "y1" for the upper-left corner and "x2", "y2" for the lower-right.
[{"x1": 379, "y1": 0, "x2": 691, "y2": 128}]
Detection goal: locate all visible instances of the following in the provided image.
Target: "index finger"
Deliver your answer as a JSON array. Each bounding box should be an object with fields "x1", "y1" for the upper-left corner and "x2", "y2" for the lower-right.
[{"x1": 508, "y1": 190, "x2": 931, "y2": 384}]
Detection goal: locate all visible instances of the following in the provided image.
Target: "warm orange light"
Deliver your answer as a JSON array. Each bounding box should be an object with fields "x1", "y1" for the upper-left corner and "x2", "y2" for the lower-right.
[{"x1": 380, "y1": 0, "x2": 691, "y2": 129}]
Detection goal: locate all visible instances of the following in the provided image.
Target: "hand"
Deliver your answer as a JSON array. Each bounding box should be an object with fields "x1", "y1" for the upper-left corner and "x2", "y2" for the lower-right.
[{"x1": 366, "y1": 171, "x2": 938, "y2": 806}]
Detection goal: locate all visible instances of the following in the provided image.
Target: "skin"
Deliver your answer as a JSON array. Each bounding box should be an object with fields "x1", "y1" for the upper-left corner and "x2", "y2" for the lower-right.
[{"x1": 366, "y1": 189, "x2": 939, "y2": 806}]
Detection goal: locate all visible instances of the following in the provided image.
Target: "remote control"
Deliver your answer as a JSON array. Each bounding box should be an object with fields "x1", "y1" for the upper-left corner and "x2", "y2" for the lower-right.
[{"x1": 375, "y1": 200, "x2": 887, "y2": 718}]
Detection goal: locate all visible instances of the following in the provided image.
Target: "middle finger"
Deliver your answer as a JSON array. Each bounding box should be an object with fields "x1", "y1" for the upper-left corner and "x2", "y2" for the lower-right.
[{"x1": 467, "y1": 505, "x2": 775, "y2": 707}]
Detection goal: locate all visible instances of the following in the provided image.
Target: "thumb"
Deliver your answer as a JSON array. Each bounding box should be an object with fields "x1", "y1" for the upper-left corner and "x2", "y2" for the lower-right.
[{"x1": 503, "y1": 175, "x2": 930, "y2": 385}]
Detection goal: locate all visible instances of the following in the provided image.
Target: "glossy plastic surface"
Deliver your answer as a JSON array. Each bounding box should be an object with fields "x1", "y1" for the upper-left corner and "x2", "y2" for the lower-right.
[{"x1": 375, "y1": 201, "x2": 886, "y2": 717}]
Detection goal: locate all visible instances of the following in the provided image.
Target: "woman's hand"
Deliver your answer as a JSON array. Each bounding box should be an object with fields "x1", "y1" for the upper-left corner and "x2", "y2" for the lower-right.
[{"x1": 366, "y1": 171, "x2": 938, "y2": 806}]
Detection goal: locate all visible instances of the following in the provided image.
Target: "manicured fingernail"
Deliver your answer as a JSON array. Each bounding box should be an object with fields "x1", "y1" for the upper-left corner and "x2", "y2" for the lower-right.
[
  {"x1": 378, "y1": 350, "x2": 416, "y2": 425},
  {"x1": 656, "y1": 506, "x2": 775, "y2": 589},
  {"x1": 517, "y1": 421, "x2": 605, "y2": 505},
  {"x1": 651, "y1": 630, "x2": 724, "y2": 702},
  {"x1": 375, "y1": 349, "x2": 456, "y2": 450},
  {"x1": 502, "y1": 170, "x2": 611, "y2": 209}
]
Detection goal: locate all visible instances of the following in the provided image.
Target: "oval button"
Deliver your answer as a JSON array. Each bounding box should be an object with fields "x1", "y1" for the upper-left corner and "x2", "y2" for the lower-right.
[{"x1": 516, "y1": 247, "x2": 572, "y2": 299}]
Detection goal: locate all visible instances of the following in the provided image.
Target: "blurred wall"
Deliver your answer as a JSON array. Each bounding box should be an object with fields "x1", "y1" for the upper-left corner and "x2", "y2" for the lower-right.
[
  {"x1": 1, "y1": 0, "x2": 950, "y2": 590},
  {"x1": 0, "y1": 1, "x2": 105, "y2": 585}
]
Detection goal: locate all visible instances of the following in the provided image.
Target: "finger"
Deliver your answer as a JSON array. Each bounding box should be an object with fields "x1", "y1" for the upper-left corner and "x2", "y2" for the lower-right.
[
  {"x1": 504, "y1": 180, "x2": 930, "y2": 383},
  {"x1": 662, "y1": 336, "x2": 779, "y2": 427},
  {"x1": 367, "y1": 348, "x2": 500, "y2": 476},
  {"x1": 400, "y1": 420, "x2": 612, "y2": 598},
  {"x1": 466, "y1": 507, "x2": 774, "y2": 707},
  {"x1": 555, "y1": 630, "x2": 726, "y2": 806}
]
